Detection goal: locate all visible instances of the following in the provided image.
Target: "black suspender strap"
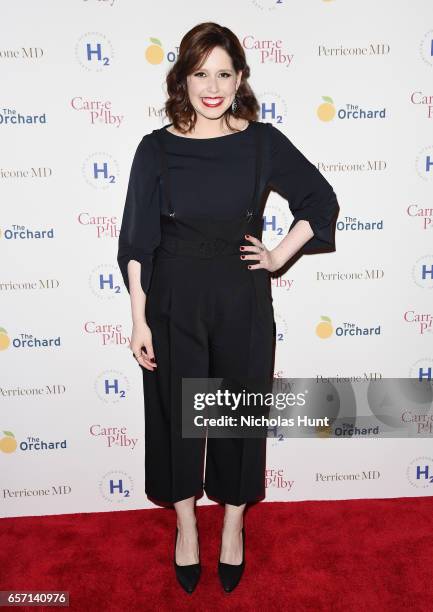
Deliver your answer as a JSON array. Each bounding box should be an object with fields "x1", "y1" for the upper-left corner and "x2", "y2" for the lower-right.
[
  {"x1": 248, "y1": 121, "x2": 264, "y2": 217},
  {"x1": 152, "y1": 121, "x2": 264, "y2": 219},
  {"x1": 152, "y1": 130, "x2": 176, "y2": 217}
]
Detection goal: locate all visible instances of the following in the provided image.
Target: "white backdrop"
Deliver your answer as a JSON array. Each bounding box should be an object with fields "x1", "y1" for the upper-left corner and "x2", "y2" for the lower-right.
[{"x1": 1, "y1": 1, "x2": 433, "y2": 518}]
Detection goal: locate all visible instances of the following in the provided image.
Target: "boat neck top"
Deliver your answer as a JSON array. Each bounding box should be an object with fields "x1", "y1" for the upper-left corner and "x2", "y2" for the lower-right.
[
  {"x1": 163, "y1": 121, "x2": 252, "y2": 140},
  {"x1": 117, "y1": 121, "x2": 339, "y2": 294}
]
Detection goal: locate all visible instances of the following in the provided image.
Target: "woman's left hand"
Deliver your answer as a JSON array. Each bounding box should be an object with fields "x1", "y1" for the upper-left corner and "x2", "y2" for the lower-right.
[{"x1": 240, "y1": 234, "x2": 286, "y2": 273}]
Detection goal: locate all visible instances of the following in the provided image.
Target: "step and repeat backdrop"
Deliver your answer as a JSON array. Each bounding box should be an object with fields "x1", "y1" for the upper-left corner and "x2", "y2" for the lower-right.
[{"x1": 1, "y1": 1, "x2": 433, "y2": 518}]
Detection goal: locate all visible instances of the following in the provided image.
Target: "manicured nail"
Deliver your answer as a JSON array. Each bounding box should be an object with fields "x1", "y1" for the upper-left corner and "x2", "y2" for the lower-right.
[
  {"x1": 240, "y1": 246, "x2": 244, "y2": 250},
  {"x1": 241, "y1": 255, "x2": 245, "y2": 259},
  {"x1": 150, "y1": 357, "x2": 155, "y2": 362},
  {"x1": 248, "y1": 265, "x2": 251, "y2": 269},
  {"x1": 245, "y1": 234, "x2": 250, "y2": 238}
]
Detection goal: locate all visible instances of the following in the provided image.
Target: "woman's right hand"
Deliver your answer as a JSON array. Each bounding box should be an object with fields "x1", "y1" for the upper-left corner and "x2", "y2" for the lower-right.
[{"x1": 129, "y1": 320, "x2": 157, "y2": 371}]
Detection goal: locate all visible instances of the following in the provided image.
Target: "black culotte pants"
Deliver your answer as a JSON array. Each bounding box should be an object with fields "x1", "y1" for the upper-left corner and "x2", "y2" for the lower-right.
[{"x1": 142, "y1": 240, "x2": 276, "y2": 507}]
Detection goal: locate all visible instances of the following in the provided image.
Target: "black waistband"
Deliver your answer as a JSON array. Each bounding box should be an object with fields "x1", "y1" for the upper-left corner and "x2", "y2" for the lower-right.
[{"x1": 157, "y1": 234, "x2": 245, "y2": 258}]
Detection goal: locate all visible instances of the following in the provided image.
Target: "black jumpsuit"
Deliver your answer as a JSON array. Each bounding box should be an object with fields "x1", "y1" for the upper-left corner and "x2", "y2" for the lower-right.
[{"x1": 117, "y1": 120, "x2": 339, "y2": 507}]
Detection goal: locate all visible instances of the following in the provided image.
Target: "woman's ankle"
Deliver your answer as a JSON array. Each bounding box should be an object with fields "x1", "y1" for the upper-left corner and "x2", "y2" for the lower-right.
[{"x1": 176, "y1": 517, "x2": 198, "y2": 532}]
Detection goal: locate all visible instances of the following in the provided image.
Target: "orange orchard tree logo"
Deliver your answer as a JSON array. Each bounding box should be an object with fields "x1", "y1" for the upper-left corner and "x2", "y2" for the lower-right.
[
  {"x1": 316, "y1": 316, "x2": 334, "y2": 338},
  {"x1": 145, "y1": 38, "x2": 164, "y2": 64},
  {"x1": 0, "y1": 431, "x2": 17, "y2": 453},
  {"x1": 0, "y1": 327, "x2": 10, "y2": 351},
  {"x1": 316, "y1": 423, "x2": 333, "y2": 438},
  {"x1": 317, "y1": 96, "x2": 336, "y2": 122}
]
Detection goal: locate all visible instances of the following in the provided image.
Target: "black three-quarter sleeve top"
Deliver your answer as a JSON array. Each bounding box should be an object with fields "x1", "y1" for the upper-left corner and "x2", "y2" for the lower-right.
[{"x1": 117, "y1": 121, "x2": 340, "y2": 295}]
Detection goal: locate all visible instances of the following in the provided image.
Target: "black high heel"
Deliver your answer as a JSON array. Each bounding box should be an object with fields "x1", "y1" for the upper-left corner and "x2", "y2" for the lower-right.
[
  {"x1": 218, "y1": 526, "x2": 245, "y2": 592},
  {"x1": 173, "y1": 526, "x2": 201, "y2": 594}
]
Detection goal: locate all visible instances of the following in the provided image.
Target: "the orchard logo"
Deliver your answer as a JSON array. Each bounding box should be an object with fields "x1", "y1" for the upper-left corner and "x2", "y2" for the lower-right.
[
  {"x1": 316, "y1": 317, "x2": 382, "y2": 338},
  {"x1": 243, "y1": 36, "x2": 294, "y2": 67},
  {"x1": 70, "y1": 97, "x2": 124, "y2": 128},
  {"x1": 316, "y1": 422, "x2": 333, "y2": 438},
  {"x1": 0, "y1": 327, "x2": 61, "y2": 349},
  {"x1": 144, "y1": 37, "x2": 179, "y2": 64},
  {"x1": 316, "y1": 96, "x2": 386, "y2": 121},
  {"x1": 0, "y1": 224, "x2": 54, "y2": 239},
  {"x1": 0, "y1": 431, "x2": 17, "y2": 453},
  {"x1": 0, "y1": 327, "x2": 10, "y2": 351},
  {"x1": 84, "y1": 321, "x2": 130, "y2": 347},
  {"x1": 316, "y1": 316, "x2": 333, "y2": 339},
  {"x1": 0, "y1": 107, "x2": 47, "y2": 126},
  {"x1": 145, "y1": 37, "x2": 164, "y2": 64},
  {"x1": 317, "y1": 97, "x2": 336, "y2": 121},
  {"x1": 82, "y1": 153, "x2": 119, "y2": 189},
  {"x1": 77, "y1": 212, "x2": 119, "y2": 238},
  {"x1": 75, "y1": 32, "x2": 114, "y2": 71},
  {"x1": 0, "y1": 431, "x2": 67, "y2": 453},
  {"x1": 336, "y1": 216, "x2": 384, "y2": 232},
  {"x1": 256, "y1": 92, "x2": 288, "y2": 125}
]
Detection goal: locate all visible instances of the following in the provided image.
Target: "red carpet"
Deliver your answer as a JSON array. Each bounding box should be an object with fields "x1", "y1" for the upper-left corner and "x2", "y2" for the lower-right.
[{"x1": 1, "y1": 497, "x2": 432, "y2": 611}]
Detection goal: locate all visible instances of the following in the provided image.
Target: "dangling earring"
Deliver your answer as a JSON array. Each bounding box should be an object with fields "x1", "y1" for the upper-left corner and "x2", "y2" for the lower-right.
[{"x1": 231, "y1": 93, "x2": 238, "y2": 113}]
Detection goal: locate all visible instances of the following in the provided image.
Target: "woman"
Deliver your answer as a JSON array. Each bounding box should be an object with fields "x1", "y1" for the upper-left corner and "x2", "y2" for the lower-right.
[{"x1": 117, "y1": 22, "x2": 339, "y2": 594}]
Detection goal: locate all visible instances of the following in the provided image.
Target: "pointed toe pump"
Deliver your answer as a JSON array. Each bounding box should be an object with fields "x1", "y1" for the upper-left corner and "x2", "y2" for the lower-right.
[
  {"x1": 218, "y1": 526, "x2": 246, "y2": 592},
  {"x1": 173, "y1": 526, "x2": 201, "y2": 594}
]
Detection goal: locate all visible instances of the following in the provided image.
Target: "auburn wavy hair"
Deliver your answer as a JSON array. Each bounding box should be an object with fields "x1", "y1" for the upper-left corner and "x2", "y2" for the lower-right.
[{"x1": 164, "y1": 22, "x2": 259, "y2": 134}]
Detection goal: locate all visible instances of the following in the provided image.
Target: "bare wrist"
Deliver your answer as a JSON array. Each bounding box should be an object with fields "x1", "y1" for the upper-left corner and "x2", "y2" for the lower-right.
[
  {"x1": 271, "y1": 245, "x2": 288, "y2": 269},
  {"x1": 132, "y1": 317, "x2": 148, "y2": 328}
]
